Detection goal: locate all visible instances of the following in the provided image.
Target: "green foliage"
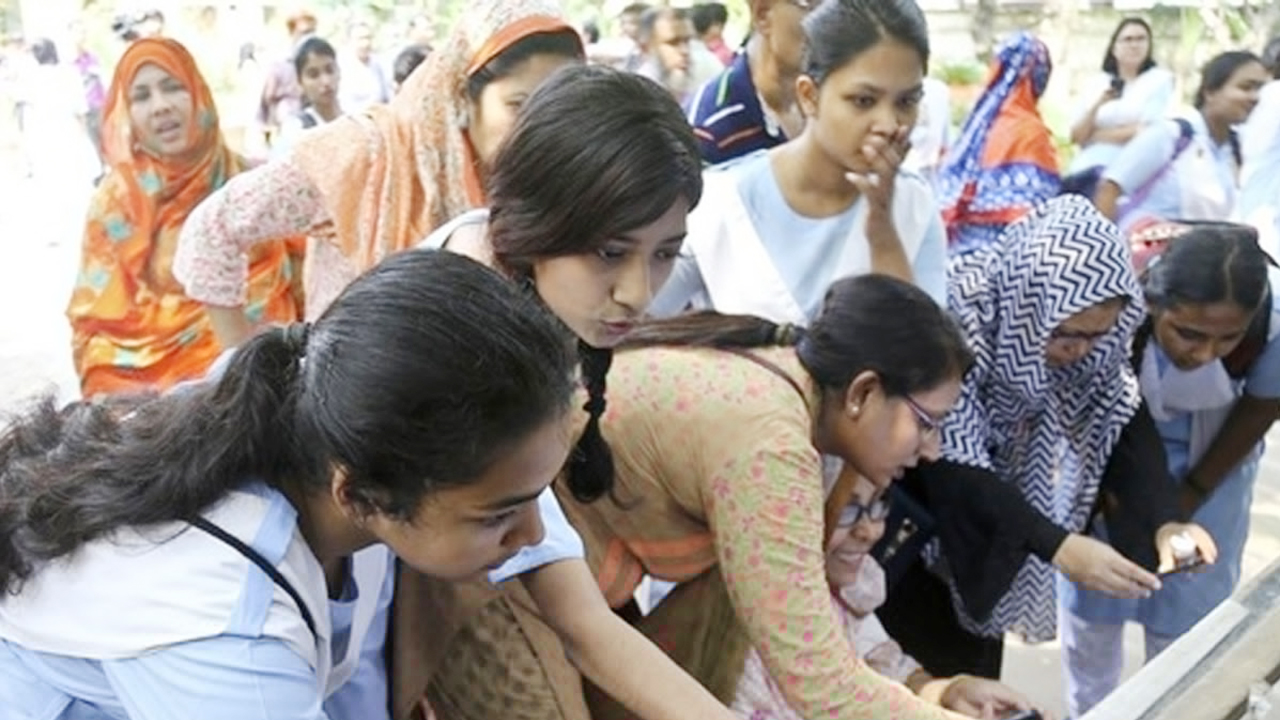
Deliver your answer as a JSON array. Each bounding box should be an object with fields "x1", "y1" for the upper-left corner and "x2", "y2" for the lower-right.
[{"x1": 935, "y1": 60, "x2": 984, "y2": 86}]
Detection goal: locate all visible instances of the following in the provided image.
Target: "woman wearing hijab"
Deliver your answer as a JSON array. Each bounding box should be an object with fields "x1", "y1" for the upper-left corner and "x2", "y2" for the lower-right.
[
  {"x1": 937, "y1": 33, "x2": 1061, "y2": 256},
  {"x1": 875, "y1": 196, "x2": 1215, "y2": 679},
  {"x1": 173, "y1": 0, "x2": 585, "y2": 335},
  {"x1": 66, "y1": 37, "x2": 299, "y2": 398}
]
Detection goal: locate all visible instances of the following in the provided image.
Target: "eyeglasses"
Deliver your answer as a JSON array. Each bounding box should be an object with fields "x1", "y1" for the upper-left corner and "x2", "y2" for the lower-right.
[
  {"x1": 789, "y1": 0, "x2": 817, "y2": 11},
  {"x1": 1049, "y1": 327, "x2": 1111, "y2": 343},
  {"x1": 837, "y1": 495, "x2": 892, "y2": 528},
  {"x1": 1116, "y1": 35, "x2": 1149, "y2": 44},
  {"x1": 902, "y1": 394, "x2": 942, "y2": 440}
]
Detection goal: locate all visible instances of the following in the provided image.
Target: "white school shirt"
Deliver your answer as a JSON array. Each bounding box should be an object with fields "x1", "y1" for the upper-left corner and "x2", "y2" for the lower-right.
[
  {"x1": 1237, "y1": 80, "x2": 1280, "y2": 258},
  {"x1": 0, "y1": 483, "x2": 581, "y2": 720},
  {"x1": 649, "y1": 150, "x2": 947, "y2": 323},
  {"x1": 1105, "y1": 112, "x2": 1239, "y2": 234},
  {"x1": 1067, "y1": 66, "x2": 1175, "y2": 174}
]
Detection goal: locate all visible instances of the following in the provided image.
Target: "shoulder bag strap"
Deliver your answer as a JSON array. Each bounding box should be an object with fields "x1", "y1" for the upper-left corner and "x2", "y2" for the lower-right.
[{"x1": 191, "y1": 515, "x2": 319, "y2": 639}]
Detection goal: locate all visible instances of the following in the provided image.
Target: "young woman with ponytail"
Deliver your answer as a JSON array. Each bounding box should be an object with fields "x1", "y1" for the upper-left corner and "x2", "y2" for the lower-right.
[
  {"x1": 567, "y1": 274, "x2": 1036, "y2": 720},
  {"x1": 393, "y1": 64, "x2": 750, "y2": 720},
  {"x1": 0, "y1": 250, "x2": 582, "y2": 719}
]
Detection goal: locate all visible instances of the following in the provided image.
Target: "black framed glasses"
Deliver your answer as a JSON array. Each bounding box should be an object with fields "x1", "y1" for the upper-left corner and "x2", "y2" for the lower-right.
[
  {"x1": 1049, "y1": 327, "x2": 1110, "y2": 343},
  {"x1": 837, "y1": 494, "x2": 892, "y2": 528}
]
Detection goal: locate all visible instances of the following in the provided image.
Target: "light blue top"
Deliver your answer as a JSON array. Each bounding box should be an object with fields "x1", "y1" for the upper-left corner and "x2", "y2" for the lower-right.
[
  {"x1": 1104, "y1": 112, "x2": 1237, "y2": 228},
  {"x1": 736, "y1": 151, "x2": 861, "y2": 318},
  {"x1": 0, "y1": 482, "x2": 581, "y2": 720},
  {"x1": 651, "y1": 151, "x2": 949, "y2": 318},
  {"x1": 1062, "y1": 273, "x2": 1280, "y2": 636}
]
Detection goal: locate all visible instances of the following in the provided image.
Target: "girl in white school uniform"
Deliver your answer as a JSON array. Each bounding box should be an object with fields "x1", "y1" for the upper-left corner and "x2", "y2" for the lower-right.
[
  {"x1": 0, "y1": 250, "x2": 581, "y2": 719},
  {"x1": 649, "y1": 0, "x2": 948, "y2": 323},
  {"x1": 1093, "y1": 51, "x2": 1269, "y2": 237},
  {"x1": 0, "y1": 250, "x2": 736, "y2": 720},
  {"x1": 1065, "y1": 17, "x2": 1176, "y2": 185}
]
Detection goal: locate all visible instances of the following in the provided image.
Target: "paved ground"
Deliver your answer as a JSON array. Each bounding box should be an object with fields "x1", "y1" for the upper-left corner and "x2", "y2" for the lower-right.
[{"x1": 1, "y1": 166, "x2": 1278, "y2": 719}]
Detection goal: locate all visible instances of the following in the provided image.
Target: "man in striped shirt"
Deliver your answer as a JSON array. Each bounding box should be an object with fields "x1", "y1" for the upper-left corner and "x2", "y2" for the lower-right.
[{"x1": 684, "y1": 0, "x2": 812, "y2": 166}]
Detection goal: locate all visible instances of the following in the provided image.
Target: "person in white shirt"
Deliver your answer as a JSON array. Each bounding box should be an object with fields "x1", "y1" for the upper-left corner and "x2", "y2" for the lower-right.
[
  {"x1": 1237, "y1": 36, "x2": 1280, "y2": 256},
  {"x1": 1064, "y1": 17, "x2": 1175, "y2": 195},
  {"x1": 0, "y1": 250, "x2": 590, "y2": 720},
  {"x1": 339, "y1": 20, "x2": 391, "y2": 114},
  {"x1": 273, "y1": 36, "x2": 342, "y2": 159}
]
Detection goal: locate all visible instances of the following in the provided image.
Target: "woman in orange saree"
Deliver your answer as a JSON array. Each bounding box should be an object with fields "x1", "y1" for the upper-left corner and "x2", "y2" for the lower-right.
[{"x1": 66, "y1": 37, "x2": 298, "y2": 397}]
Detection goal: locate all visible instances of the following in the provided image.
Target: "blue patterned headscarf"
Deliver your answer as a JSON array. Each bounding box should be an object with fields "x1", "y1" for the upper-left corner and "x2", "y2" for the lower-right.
[
  {"x1": 939, "y1": 195, "x2": 1144, "y2": 641},
  {"x1": 938, "y1": 32, "x2": 1060, "y2": 256}
]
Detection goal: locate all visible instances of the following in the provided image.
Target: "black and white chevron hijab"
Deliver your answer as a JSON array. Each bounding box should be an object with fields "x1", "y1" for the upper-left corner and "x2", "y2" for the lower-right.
[{"x1": 940, "y1": 195, "x2": 1144, "y2": 641}]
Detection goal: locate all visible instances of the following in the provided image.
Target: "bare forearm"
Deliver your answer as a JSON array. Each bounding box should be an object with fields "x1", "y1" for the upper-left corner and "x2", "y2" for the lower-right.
[
  {"x1": 1094, "y1": 181, "x2": 1123, "y2": 221},
  {"x1": 905, "y1": 669, "x2": 936, "y2": 696},
  {"x1": 1188, "y1": 396, "x2": 1280, "y2": 490},
  {"x1": 1070, "y1": 113, "x2": 1098, "y2": 146},
  {"x1": 866, "y1": 217, "x2": 914, "y2": 285},
  {"x1": 565, "y1": 610, "x2": 738, "y2": 720},
  {"x1": 524, "y1": 560, "x2": 737, "y2": 720},
  {"x1": 207, "y1": 305, "x2": 255, "y2": 349}
]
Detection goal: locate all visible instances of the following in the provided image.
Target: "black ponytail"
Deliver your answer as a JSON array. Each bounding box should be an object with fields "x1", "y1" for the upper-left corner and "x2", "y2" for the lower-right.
[
  {"x1": 0, "y1": 327, "x2": 307, "y2": 595},
  {"x1": 620, "y1": 312, "x2": 800, "y2": 351},
  {"x1": 1, "y1": 250, "x2": 578, "y2": 595},
  {"x1": 565, "y1": 341, "x2": 615, "y2": 503},
  {"x1": 622, "y1": 274, "x2": 974, "y2": 396}
]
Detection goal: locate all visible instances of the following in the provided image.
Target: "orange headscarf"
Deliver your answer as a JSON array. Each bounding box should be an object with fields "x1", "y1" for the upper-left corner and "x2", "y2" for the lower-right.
[
  {"x1": 291, "y1": 0, "x2": 580, "y2": 273},
  {"x1": 67, "y1": 38, "x2": 299, "y2": 397}
]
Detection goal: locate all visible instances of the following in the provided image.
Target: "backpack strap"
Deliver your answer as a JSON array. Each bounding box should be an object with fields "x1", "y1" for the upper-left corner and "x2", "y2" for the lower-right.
[
  {"x1": 1172, "y1": 117, "x2": 1195, "y2": 154},
  {"x1": 1119, "y1": 119, "x2": 1196, "y2": 222}
]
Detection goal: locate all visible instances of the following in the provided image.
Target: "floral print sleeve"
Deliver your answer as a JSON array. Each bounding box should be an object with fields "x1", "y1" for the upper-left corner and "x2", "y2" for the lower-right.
[
  {"x1": 174, "y1": 156, "x2": 329, "y2": 307},
  {"x1": 705, "y1": 428, "x2": 955, "y2": 720}
]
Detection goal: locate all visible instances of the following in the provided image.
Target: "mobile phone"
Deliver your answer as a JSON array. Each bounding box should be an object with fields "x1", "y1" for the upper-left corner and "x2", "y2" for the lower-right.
[
  {"x1": 1159, "y1": 557, "x2": 1207, "y2": 577},
  {"x1": 1109, "y1": 76, "x2": 1126, "y2": 94}
]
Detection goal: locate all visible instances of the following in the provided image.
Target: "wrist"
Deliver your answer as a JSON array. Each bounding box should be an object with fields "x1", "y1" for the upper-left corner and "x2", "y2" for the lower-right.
[
  {"x1": 904, "y1": 669, "x2": 934, "y2": 695},
  {"x1": 1051, "y1": 533, "x2": 1080, "y2": 571},
  {"x1": 917, "y1": 676, "x2": 954, "y2": 704},
  {"x1": 1183, "y1": 472, "x2": 1212, "y2": 497},
  {"x1": 864, "y1": 215, "x2": 900, "y2": 243}
]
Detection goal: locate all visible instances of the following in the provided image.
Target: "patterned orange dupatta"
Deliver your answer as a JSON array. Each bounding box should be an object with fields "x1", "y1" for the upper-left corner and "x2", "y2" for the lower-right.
[
  {"x1": 290, "y1": 0, "x2": 580, "y2": 274},
  {"x1": 67, "y1": 38, "x2": 298, "y2": 397}
]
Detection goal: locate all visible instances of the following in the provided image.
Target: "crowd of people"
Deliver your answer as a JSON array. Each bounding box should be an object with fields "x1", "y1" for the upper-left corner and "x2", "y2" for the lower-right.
[{"x1": 1, "y1": 1, "x2": 1279, "y2": 720}]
